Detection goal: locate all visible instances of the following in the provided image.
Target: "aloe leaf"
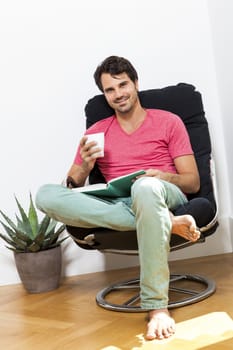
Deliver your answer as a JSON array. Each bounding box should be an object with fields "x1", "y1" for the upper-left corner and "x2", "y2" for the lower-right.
[
  {"x1": 14, "y1": 196, "x2": 34, "y2": 238},
  {"x1": 45, "y1": 224, "x2": 65, "y2": 246},
  {"x1": 14, "y1": 196, "x2": 28, "y2": 221},
  {"x1": 56, "y1": 236, "x2": 69, "y2": 245},
  {"x1": 45, "y1": 222, "x2": 65, "y2": 239},
  {"x1": 0, "y1": 216, "x2": 33, "y2": 244},
  {"x1": 0, "y1": 232, "x2": 17, "y2": 247},
  {"x1": 15, "y1": 215, "x2": 31, "y2": 237},
  {"x1": 0, "y1": 220, "x2": 17, "y2": 238},
  {"x1": 43, "y1": 243, "x2": 59, "y2": 249},
  {"x1": 0, "y1": 223, "x2": 31, "y2": 248},
  {"x1": 42, "y1": 236, "x2": 56, "y2": 249},
  {"x1": 28, "y1": 193, "x2": 39, "y2": 236},
  {"x1": 0, "y1": 210, "x2": 19, "y2": 232},
  {"x1": 6, "y1": 246, "x2": 18, "y2": 252},
  {"x1": 28, "y1": 242, "x2": 41, "y2": 252},
  {"x1": 44, "y1": 220, "x2": 57, "y2": 238},
  {"x1": 0, "y1": 232, "x2": 27, "y2": 251},
  {"x1": 37, "y1": 215, "x2": 51, "y2": 236},
  {"x1": 43, "y1": 235, "x2": 68, "y2": 250},
  {"x1": 5, "y1": 245, "x2": 25, "y2": 252},
  {"x1": 34, "y1": 230, "x2": 46, "y2": 248},
  {"x1": 42, "y1": 237, "x2": 67, "y2": 250},
  {"x1": 0, "y1": 216, "x2": 27, "y2": 240},
  {"x1": 55, "y1": 224, "x2": 66, "y2": 236},
  {"x1": 15, "y1": 214, "x2": 23, "y2": 226},
  {"x1": 12, "y1": 236, "x2": 28, "y2": 250}
]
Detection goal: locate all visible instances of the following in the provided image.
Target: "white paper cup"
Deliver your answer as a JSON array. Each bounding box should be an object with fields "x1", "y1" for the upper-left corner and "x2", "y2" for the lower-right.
[{"x1": 86, "y1": 132, "x2": 104, "y2": 157}]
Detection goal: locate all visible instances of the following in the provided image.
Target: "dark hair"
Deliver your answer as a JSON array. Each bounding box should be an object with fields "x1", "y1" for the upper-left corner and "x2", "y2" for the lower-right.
[{"x1": 94, "y1": 56, "x2": 138, "y2": 92}]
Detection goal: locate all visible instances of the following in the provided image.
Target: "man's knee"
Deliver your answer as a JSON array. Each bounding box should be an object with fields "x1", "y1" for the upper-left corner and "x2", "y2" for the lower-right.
[
  {"x1": 132, "y1": 177, "x2": 165, "y2": 200},
  {"x1": 35, "y1": 184, "x2": 61, "y2": 212}
]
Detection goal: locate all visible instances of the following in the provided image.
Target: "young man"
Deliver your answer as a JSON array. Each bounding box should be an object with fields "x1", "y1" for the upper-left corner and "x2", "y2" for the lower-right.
[{"x1": 36, "y1": 56, "x2": 200, "y2": 340}]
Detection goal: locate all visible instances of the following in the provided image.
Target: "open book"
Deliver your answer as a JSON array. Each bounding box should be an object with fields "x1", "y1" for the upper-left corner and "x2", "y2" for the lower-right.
[{"x1": 72, "y1": 170, "x2": 146, "y2": 198}]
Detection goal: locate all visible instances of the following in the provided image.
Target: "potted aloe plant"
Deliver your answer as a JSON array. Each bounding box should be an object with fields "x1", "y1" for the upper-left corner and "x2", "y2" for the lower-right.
[{"x1": 0, "y1": 193, "x2": 67, "y2": 293}]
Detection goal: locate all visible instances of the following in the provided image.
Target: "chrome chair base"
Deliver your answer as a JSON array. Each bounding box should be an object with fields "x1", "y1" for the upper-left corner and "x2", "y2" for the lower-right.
[{"x1": 96, "y1": 273, "x2": 216, "y2": 312}]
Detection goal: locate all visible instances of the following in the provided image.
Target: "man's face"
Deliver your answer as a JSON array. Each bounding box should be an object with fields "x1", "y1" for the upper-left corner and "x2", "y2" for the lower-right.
[{"x1": 101, "y1": 73, "x2": 139, "y2": 115}]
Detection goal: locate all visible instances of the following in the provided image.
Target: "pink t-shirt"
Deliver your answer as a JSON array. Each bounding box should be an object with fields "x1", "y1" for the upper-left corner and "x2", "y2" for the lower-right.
[{"x1": 74, "y1": 109, "x2": 193, "y2": 182}]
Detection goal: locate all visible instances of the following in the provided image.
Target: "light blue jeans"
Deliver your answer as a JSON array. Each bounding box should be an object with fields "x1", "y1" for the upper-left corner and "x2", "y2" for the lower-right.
[{"x1": 36, "y1": 176, "x2": 187, "y2": 309}]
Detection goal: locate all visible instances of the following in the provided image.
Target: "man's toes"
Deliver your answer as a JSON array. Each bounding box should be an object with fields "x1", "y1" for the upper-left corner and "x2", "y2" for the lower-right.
[
  {"x1": 145, "y1": 331, "x2": 156, "y2": 340},
  {"x1": 146, "y1": 322, "x2": 156, "y2": 340},
  {"x1": 161, "y1": 328, "x2": 170, "y2": 339},
  {"x1": 155, "y1": 324, "x2": 164, "y2": 339},
  {"x1": 168, "y1": 323, "x2": 176, "y2": 335},
  {"x1": 146, "y1": 322, "x2": 175, "y2": 340},
  {"x1": 160, "y1": 326, "x2": 175, "y2": 339}
]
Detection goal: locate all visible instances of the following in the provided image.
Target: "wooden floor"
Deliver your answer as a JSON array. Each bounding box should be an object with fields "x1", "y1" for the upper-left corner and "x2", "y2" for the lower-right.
[{"x1": 0, "y1": 253, "x2": 233, "y2": 350}]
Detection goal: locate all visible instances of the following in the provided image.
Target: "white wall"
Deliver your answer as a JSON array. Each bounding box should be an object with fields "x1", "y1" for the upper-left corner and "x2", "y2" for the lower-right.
[
  {"x1": 207, "y1": 0, "x2": 233, "y2": 247},
  {"x1": 0, "y1": 0, "x2": 231, "y2": 285}
]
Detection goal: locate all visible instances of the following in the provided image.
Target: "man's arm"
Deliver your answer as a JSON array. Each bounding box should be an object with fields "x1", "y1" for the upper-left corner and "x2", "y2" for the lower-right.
[
  {"x1": 144, "y1": 155, "x2": 200, "y2": 194},
  {"x1": 66, "y1": 136, "x2": 102, "y2": 188},
  {"x1": 66, "y1": 163, "x2": 89, "y2": 188}
]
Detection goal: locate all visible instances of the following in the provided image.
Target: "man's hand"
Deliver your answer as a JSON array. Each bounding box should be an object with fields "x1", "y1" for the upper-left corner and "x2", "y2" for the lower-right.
[
  {"x1": 144, "y1": 169, "x2": 168, "y2": 180},
  {"x1": 79, "y1": 136, "x2": 102, "y2": 173},
  {"x1": 66, "y1": 136, "x2": 102, "y2": 188},
  {"x1": 137, "y1": 155, "x2": 200, "y2": 194}
]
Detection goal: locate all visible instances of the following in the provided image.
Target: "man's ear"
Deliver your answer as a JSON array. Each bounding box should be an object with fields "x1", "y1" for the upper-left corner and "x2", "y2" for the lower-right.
[{"x1": 135, "y1": 80, "x2": 139, "y2": 91}]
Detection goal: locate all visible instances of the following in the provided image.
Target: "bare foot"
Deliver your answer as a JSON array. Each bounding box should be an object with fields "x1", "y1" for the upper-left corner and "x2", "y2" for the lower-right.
[
  {"x1": 146, "y1": 308, "x2": 175, "y2": 340},
  {"x1": 170, "y1": 213, "x2": 201, "y2": 242}
]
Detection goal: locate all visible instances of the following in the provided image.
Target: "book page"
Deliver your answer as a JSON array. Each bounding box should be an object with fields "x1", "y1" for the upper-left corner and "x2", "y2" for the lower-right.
[{"x1": 72, "y1": 183, "x2": 107, "y2": 193}]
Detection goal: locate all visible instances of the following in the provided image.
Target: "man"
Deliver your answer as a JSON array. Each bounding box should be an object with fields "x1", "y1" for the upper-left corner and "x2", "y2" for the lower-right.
[{"x1": 36, "y1": 56, "x2": 200, "y2": 340}]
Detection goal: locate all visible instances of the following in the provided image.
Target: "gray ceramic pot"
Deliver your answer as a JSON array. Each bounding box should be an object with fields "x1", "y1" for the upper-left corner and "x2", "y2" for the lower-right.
[{"x1": 14, "y1": 245, "x2": 62, "y2": 293}]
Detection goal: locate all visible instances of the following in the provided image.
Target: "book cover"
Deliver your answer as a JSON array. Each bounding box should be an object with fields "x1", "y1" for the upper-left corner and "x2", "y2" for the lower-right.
[{"x1": 72, "y1": 170, "x2": 146, "y2": 197}]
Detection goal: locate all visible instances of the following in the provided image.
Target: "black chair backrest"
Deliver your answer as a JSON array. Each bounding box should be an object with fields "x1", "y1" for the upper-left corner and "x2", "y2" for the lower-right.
[{"x1": 84, "y1": 83, "x2": 215, "y2": 210}]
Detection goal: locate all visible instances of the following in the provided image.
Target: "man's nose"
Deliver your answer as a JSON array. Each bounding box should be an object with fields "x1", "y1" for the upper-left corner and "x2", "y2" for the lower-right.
[{"x1": 114, "y1": 88, "x2": 123, "y2": 99}]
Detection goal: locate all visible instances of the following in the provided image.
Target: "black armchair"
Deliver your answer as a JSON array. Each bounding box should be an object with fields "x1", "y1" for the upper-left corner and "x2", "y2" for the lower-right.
[{"x1": 66, "y1": 83, "x2": 218, "y2": 312}]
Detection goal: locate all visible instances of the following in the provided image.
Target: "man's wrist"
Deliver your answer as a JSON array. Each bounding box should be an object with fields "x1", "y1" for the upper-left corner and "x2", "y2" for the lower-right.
[{"x1": 66, "y1": 176, "x2": 80, "y2": 188}]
